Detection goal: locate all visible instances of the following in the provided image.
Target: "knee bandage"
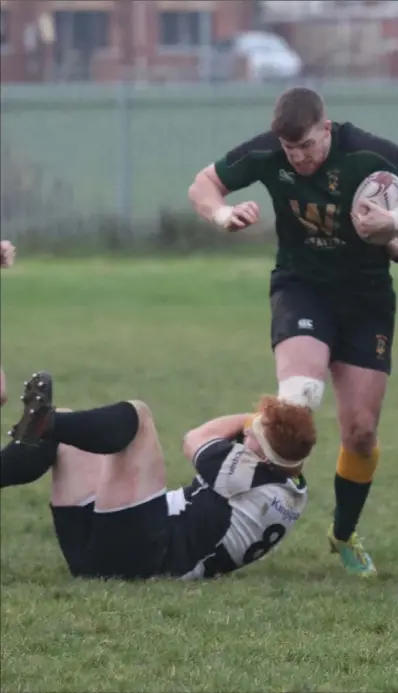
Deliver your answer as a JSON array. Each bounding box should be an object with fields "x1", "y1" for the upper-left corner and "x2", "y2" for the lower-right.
[{"x1": 278, "y1": 376, "x2": 325, "y2": 411}]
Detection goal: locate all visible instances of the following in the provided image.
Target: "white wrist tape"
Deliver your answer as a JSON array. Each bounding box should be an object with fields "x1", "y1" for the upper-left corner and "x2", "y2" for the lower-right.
[
  {"x1": 391, "y1": 208, "x2": 398, "y2": 234},
  {"x1": 212, "y1": 205, "x2": 234, "y2": 228}
]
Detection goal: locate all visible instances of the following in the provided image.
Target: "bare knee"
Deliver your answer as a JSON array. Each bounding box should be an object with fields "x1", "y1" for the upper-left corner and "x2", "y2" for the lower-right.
[
  {"x1": 341, "y1": 415, "x2": 377, "y2": 457},
  {"x1": 95, "y1": 402, "x2": 165, "y2": 510},
  {"x1": 0, "y1": 368, "x2": 7, "y2": 407},
  {"x1": 51, "y1": 444, "x2": 101, "y2": 506},
  {"x1": 127, "y1": 400, "x2": 153, "y2": 429}
]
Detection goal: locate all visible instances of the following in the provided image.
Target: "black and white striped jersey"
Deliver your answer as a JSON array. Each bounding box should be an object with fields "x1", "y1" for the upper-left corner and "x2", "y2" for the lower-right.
[{"x1": 165, "y1": 437, "x2": 308, "y2": 579}]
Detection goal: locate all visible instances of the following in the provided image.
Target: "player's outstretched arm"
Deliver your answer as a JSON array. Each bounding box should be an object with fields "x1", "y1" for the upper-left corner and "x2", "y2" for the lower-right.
[
  {"x1": 188, "y1": 163, "x2": 231, "y2": 223},
  {"x1": 188, "y1": 133, "x2": 274, "y2": 231},
  {"x1": 183, "y1": 413, "x2": 251, "y2": 463},
  {"x1": 188, "y1": 164, "x2": 259, "y2": 231},
  {"x1": 0, "y1": 240, "x2": 16, "y2": 268}
]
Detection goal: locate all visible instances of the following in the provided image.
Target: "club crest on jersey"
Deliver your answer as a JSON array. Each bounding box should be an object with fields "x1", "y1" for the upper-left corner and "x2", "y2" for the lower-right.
[
  {"x1": 376, "y1": 334, "x2": 388, "y2": 359},
  {"x1": 327, "y1": 169, "x2": 340, "y2": 195}
]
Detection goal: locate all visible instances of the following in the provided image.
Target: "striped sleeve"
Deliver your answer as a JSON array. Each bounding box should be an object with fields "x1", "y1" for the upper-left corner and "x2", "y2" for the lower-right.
[{"x1": 193, "y1": 439, "x2": 277, "y2": 498}]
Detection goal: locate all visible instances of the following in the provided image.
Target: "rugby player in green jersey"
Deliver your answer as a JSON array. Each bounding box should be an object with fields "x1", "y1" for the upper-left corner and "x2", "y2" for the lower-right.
[{"x1": 189, "y1": 87, "x2": 398, "y2": 577}]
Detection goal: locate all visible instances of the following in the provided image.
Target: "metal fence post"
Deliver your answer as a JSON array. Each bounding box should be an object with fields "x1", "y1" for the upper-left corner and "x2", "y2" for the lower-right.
[
  {"x1": 198, "y1": 10, "x2": 213, "y2": 83},
  {"x1": 116, "y1": 74, "x2": 133, "y2": 225}
]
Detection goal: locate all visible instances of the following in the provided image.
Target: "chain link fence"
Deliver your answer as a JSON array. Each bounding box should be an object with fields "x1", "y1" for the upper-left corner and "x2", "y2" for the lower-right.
[
  {"x1": 1, "y1": 1, "x2": 398, "y2": 250},
  {"x1": 2, "y1": 82, "x2": 398, "y2": 242}
]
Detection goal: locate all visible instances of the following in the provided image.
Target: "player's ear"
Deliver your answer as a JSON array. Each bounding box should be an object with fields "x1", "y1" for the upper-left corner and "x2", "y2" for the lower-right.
[{"x1": 324, "y1": 120, "x2": 332, "y2": 133}]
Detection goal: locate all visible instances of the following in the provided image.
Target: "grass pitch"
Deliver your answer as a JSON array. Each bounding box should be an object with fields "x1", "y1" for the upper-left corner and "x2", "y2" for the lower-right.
[{"x1": 1, "y1": 257, "x2": 398, "y2": 692}]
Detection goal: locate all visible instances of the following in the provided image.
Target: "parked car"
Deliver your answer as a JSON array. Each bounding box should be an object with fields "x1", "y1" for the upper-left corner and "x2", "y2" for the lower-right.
[{"x1": 232, "y1": 31, "x2": 303, "y2": 80}]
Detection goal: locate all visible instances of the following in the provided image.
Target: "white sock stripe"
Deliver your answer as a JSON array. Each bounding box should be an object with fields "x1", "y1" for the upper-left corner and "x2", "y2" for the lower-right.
[
  {"x1": 77, "y1": 493, "x2": 96, "y2": 507},
  {"x1": 94, "y1": 487, "x2": 166, "y2": 514}
]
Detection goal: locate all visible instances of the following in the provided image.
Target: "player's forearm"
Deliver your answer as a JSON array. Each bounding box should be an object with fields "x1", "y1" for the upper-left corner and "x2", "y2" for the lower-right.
[
  {"x1": 198, "y1": 414, "x2": 252, "y2": 439},
  {"x1": 183, "y1": 414, "x2": 251, "y2": 461},
  {"x1": 188, "y1": 171, "x2": 228, "y2": 224}
]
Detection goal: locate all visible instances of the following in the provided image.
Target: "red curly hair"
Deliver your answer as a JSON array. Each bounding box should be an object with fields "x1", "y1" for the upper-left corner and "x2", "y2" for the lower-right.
[{"x1": 256, "y1": 395, "x2": 317, "y2": 462}]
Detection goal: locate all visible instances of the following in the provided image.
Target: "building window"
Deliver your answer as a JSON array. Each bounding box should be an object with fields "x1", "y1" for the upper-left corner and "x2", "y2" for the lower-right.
[
  {"x1": 0, "y1": 9, "x2": 10, "y2": 46},
  {"x1": 54, "y1": 10, "x2": 109, "y2": 79},
  {"x1": 158, "y1": 11, "x2": 209, "y2": 47},
  {"x1": 55, "y1": 10, "x2": 109, "y2": 53}
]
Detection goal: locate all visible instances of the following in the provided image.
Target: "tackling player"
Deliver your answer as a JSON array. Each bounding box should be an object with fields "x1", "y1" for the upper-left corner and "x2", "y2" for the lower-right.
[
  {"x1": 2, "y1": 372, "x2": 315, "y2": 581},
  {"x1": 188, "y1": 87, "x2": 398, "y2": 577}
]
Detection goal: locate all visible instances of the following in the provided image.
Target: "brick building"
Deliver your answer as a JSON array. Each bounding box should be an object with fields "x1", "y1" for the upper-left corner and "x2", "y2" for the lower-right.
[
  {"x1": 0, "y1": 0, "x2": 255, "y2": 82},
  {"x1": 261, "y1": 0, "x2": 398, "y2": 78}
]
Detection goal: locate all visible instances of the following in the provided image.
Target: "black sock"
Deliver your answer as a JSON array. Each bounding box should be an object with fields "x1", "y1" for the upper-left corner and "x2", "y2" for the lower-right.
[
  {"x1": 1, "y1": 440, "x2": 59, "y2": 489},
  {"x1": 333, "y1": 474, "x2": 372, "y2": 541},
  {"x1": 44, "y1": 401, "x2": 139, "y2": 455}
]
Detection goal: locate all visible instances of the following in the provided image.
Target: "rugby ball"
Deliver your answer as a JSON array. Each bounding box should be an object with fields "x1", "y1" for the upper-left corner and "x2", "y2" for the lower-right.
[{"x1": 352, "y1": 171, "x2": 398, "y2": 245}]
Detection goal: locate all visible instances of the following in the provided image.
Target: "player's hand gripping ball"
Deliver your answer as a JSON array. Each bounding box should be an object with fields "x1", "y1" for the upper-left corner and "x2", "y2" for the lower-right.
[{"x1": 351, "y1": 171, "x2": 398, "y2": 246}]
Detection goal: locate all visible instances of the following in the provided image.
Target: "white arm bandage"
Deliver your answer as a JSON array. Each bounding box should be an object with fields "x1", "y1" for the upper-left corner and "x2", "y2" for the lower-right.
[{"x1": 212, "y1": 205, "x2": 234, "y2": 228}]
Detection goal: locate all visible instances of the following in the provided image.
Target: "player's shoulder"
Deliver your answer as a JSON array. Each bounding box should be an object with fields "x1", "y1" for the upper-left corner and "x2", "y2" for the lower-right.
[
  {"x1": 192, "y1": 437, "x2": 235, "y2": 467},
  {"x1": 224, "y1": 130, "x2": 281, "y2": 164},
  {"x1": 244, "y1": 130, "x2": 281, "y2": 155},
  {"x1": 336, "y1": 121, "x2": 398, "y2": 165}
]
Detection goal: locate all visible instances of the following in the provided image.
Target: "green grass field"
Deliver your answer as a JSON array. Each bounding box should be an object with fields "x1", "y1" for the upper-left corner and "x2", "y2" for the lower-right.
[{"x1": 1, "y1": 257, "x2": 398, "y2": 693}]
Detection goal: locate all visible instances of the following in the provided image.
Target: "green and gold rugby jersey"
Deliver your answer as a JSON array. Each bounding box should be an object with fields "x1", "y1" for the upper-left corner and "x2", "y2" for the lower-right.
[{"x1": 214, "y1": 123, "x2": 398, "y2": 292}]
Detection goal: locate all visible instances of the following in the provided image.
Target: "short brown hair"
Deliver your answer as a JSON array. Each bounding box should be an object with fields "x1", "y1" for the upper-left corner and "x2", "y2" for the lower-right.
[
  {"x1": 271, "y1": 87, "x2": 325, "y2": 142},
  {"x1": 256, "y1": 395, "x2": 317, "y2": 462}
]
